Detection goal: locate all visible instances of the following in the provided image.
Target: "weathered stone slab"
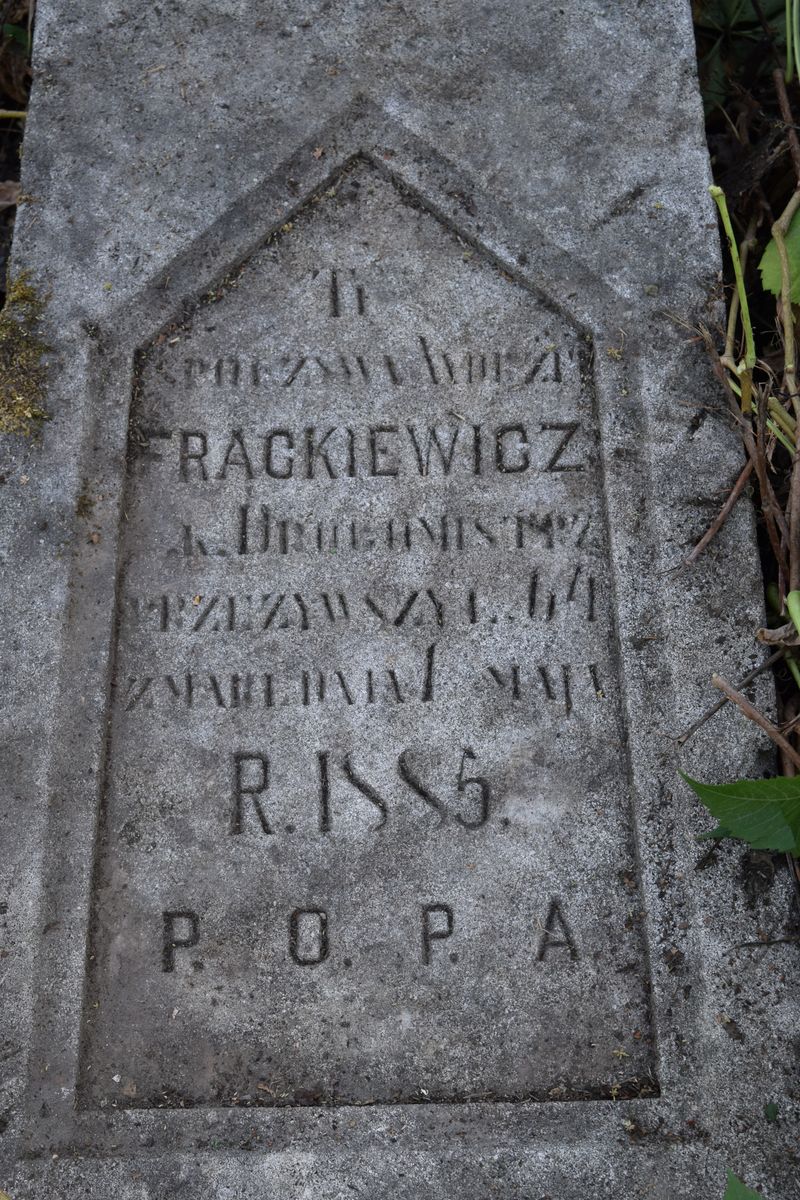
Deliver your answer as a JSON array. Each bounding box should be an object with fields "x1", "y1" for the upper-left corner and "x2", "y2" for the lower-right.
[{"x1": 0, "y1": 2, "x2": 796, "y2": 1197}]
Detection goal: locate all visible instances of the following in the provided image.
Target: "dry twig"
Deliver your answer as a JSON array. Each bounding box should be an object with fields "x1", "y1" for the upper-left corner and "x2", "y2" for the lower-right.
[
  {"x1": 681, "y1": 459, "x2": 754, "y2": 569},
  {"x1": 711, "y1": 673, "x2": 800, "y2": 771},
  {"x1": 773, "y1": 67, "x2": 800, "y2": 184},
  {"x1": 677, "y1": 651, "x2": 784, "y2": 745}
]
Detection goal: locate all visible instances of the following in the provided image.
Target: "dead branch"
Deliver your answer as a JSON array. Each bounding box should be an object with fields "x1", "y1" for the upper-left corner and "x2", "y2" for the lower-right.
[
  {"x1": 711, "y1": 673, "x2": 800, "y2": 770},
  {"x1": 676, "y1": 651, "x2": 784, "y2": 745},
  {"x1": 681, "y1": 459, "x2": 754, "y2": 568}
]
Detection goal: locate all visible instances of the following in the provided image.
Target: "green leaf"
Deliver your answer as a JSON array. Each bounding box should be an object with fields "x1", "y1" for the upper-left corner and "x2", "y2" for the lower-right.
[
  {"x1": 724, "y1": 1171, "x2": 762, "y2": 1200},
  {"x1": 2, "y1": 23, "x2": 28, "y2": 48},
  {"x1": 696, "y1": 824, "x2": 732, "y2": 842},
  {"x1": 680, "y1": 773, "x2": 800, "y2": 854},
  {"x1": 700, "y1": 40, "x2": 731, "y2": 113},
  {"x1": 694, "y1": 0, "x2": 784, "y2": 34},
  {"x1": 760, "y1": 209, "x2": 800, "y2": 302},
  {"x1": 764, "y1": 1100, "x2": 779, "y2": 1122}
]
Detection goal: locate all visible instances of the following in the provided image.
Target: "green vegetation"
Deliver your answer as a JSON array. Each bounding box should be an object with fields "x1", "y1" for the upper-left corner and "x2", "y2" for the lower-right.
[
  {"x1": 760, "y1": 208, "x2": 800, "y2": 301},
  {"x1": 683, "y1": 772, "x2": 800, "y2": 852},
  {"x1": 691, "y1": 9, "x2": 797, "y2": 1194},
  {"x1": 723, "y1": 1172, "x2": 763, "y2": 1199},
  {"x1": 687, "y1": 7, "x2": 800, "y2": 870},
  {"x1": 2, "y1": 22, "x2": 30, "y2": 50},
  {"x1": 695, "y1": 1, "x2": 786, "y2": 113}
]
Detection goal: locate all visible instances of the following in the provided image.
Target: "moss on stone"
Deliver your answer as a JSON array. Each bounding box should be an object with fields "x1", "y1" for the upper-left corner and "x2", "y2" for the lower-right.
[{"x1": 0, "y1": 271, "x2": 50, "y2": 436}]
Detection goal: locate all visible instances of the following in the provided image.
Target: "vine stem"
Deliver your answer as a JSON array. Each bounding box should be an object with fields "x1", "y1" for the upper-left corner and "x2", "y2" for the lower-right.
[
  {"x1": 773, "y1": 67, "x2": 800, "y2": 183},
  {"x1": 788, "y1": 0, "x2": 795, "y2": 83},
  {"x1": 722, "y1": 215, "x2": 758, "y2": 376},
  {"x1": 772, "y1": 188, "x2": 800, "y2": 590},
  {"x1": 772, "y1": 189, "x2": 800, "y2": 405},
  {"x1": 710, "y1": 186, "x2": 756, "y2": 412}
]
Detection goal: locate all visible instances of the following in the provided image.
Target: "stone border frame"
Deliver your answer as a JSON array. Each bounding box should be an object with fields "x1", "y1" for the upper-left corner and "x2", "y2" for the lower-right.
[{"x1": 18, "y1": 98, "x2": 772, "y2": 1168}]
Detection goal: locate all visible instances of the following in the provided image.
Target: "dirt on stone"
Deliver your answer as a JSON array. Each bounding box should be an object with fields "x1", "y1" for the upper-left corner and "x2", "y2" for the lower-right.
[{"x1": 0, "y1": 270, "x2": 49, "y2": 434}]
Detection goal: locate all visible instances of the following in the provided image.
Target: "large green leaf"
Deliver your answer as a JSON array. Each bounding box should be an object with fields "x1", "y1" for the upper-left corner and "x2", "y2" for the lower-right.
[
  {"x1": 759, "y1": 208, "x2": 800, "y2": 303},
  {"x1": 680, "y1": 773, "x2": 800, "y2": 854},
  {"x1": 694, "y1": 0, "x2": 784, "y2": 32},
  {"x1": 695, "y1": 0, "x2": 786, "y2": 111},
  {"x1": 2, "y1": 22, "x2": 29, "y2": 48},
  {"x1": 724, "y1": 1171, "x2": 762, "y2": 1200},
  {"x1": 699, "y1": 39, "x2": 731, "y2": 115}
]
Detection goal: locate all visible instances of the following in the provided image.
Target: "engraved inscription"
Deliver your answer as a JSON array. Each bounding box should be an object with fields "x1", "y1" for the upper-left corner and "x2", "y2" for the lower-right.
[{"x1": 80, "y1": 164, "x2": 656, "y2": 1108}]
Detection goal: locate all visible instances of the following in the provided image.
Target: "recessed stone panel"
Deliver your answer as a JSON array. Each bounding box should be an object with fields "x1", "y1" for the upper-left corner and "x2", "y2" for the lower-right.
[{"x1": 78, "y1": 165, "x2": 656, "y2": 1109}]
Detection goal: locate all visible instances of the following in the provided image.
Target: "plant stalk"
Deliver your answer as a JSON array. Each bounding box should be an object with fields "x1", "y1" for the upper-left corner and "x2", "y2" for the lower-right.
[
  {"x1": 710, "y1": 186, "x2": 756, "y2": 412},
  {"x1": 788, "y1": 0, "x2": 796, "y2": 83}
]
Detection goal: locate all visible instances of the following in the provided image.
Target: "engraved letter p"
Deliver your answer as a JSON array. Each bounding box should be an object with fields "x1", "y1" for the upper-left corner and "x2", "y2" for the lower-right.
[{"x1": 162, "y1": 910, "x2": 200, "y2": 972}]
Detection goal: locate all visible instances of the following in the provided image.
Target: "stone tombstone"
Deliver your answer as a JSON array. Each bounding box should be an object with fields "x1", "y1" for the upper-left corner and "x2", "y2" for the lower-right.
[{"x1": 0, "y1": 2, "x2": 796, "y2": 1198}]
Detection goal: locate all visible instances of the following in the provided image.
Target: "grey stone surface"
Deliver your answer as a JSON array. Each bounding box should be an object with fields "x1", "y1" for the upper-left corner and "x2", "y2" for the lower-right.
[{"x1": 0, "y1": 1, "x2": 797, "y2": 1197}]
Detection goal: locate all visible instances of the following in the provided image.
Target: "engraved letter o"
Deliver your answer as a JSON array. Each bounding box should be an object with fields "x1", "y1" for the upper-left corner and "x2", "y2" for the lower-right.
[{"x1": 289, "y1": 907, "x2": 329, "y2": 966}]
